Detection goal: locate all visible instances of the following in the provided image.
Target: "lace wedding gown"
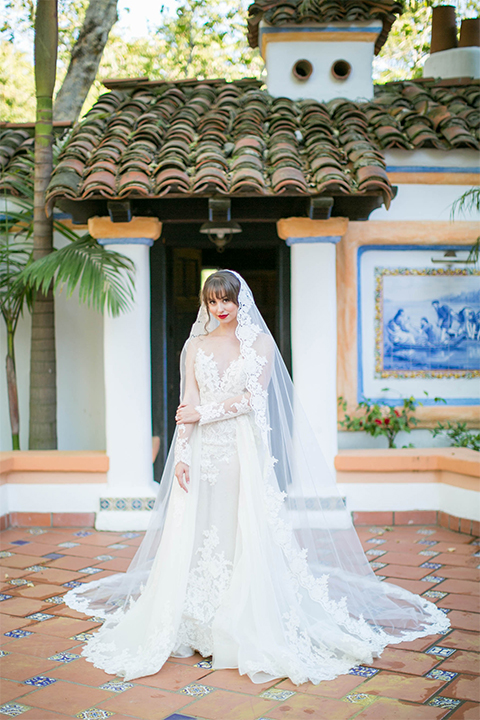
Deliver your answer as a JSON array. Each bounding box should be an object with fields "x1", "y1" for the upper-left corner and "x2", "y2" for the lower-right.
[{"x1": 65, "y1": 273, "x2": 449, "y2": 685}]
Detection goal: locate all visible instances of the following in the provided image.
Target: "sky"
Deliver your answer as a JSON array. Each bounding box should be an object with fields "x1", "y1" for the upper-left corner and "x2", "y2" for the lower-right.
[{"x1": 116, "y1": 0, "x2": 175, "y2": 38}]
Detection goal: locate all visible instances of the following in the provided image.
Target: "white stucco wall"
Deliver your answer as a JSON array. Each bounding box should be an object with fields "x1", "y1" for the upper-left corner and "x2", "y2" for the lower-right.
[{"x1": 0, "y1": 226, "x2": 105, "y2": 452}]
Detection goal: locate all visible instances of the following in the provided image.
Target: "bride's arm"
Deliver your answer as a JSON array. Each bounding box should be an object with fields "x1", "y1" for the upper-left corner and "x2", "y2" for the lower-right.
[
  {"x1": 174, "y1": 340, "x2": 200, "y2": 489},
  {"x1": 195, "y1": 333, "x2": 274, "y2": 426}
]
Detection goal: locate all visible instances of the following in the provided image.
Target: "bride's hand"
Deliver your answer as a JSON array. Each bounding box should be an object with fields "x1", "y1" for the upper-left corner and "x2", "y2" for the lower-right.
[
  {"x1": 175, "y1": 403, "x2": 200, "y2": 424},
  {"x1": 175, "y1": 462, "x2": 190, "y2": 493}
]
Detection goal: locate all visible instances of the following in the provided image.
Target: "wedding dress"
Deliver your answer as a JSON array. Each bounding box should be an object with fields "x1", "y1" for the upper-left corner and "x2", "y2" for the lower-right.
[{"x1": 64, "y1": 271, "x2": 449, "y2": 685}]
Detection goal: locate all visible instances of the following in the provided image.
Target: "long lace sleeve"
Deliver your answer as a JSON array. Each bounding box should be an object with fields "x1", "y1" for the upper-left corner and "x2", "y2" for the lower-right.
[
  {"x1": 196, "y1": 393, "x2": 252, "y2": 425},
  {"x1": 174, "y1": 339, "x2": 200, "y2": 466}
]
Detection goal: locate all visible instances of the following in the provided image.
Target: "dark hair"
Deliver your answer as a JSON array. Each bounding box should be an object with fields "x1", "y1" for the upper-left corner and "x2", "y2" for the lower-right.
[{"x1": 201, "y1": 271, "x2": 240, "y2": 310}]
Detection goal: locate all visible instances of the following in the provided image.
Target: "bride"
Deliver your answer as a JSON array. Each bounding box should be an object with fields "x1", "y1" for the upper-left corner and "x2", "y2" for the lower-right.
[{"x1": 64, "y1": 269, "x2": 449, "y2": 685}]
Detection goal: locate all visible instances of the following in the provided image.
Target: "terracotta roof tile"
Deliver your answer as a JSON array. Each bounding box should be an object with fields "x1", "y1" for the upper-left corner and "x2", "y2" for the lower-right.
[
  {"x1": 246, "y1": 0, "x2": 403, "y2": 54},
  {"x1": 1, "y1": 78, "x2": 478, "y2": 210}
]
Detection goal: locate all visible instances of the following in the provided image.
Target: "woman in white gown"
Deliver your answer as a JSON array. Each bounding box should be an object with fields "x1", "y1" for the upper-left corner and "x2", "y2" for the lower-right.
[{"x1": 64, "y1": 270, "x2": 449, "y2": 685}]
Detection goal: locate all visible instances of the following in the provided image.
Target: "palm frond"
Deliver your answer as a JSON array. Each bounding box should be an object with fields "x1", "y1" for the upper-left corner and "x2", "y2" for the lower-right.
[
  {"x1": 451, "y1": 187, "x2": 480, "y2": 219},
  {"x1": 19, "y1": 236, "x2": 136, "y2": 317}
]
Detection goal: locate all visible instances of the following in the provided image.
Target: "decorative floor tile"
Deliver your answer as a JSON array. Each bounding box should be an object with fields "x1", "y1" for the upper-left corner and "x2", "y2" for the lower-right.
[
  {"x1": 8, "y1": 579, "x2": 33, "y2": 587},
  {"x1": 63, "y1": 580, "x2": 84, "y2": 588},
  {"x1": 423, "y1": 590, "x2": 448, "y2": 599},
  {"x1": 0, "y1": 650, "x2": 10, "y2": 657},
  {"x1": 194, "y1": 659, "x2": 213, "y2": 669},
  {"x1": 421, "y1": 575, "x2": 446, "y2": 583},
  {"x1": 0, "y1": 703, "x2": 31, "y2": 717},
  {"x1": 0, "y1": 594, "x2": 13, "y2": 601},
  {"x1": 439, "y1": 608, "x2": 451, "y2": 614},
  {"x1": 375, "y1": 575, "x2": 387, "y2": 580},
  {"x1": 426, "y1": 646, "x2": 457, "y2": 658},
  {"x1": 73, "y1": 530, "x2": 93, "y2": 537},
  {"x1": 348, "y1": 666, "x2": 379, "y2": 678},
  {"x1": 107, "y1": 544, "x2": 127, "y2": 550},
  {"x1": 79, "y1": 567, "x2": 103, "y2": 575},
  {"x1": 426, "y1": 668, "x2": 458, "y2": 681},
  {"x1": 94, "y1": 555, "x2": 115, "y2": 561},
  {"x1": 48, "y1": 652, "x2": 81, "y2": 663},
  {"x1": 365, "y1": 549, "x2": 386, "y2": 557},
  {"x1": 260, "y1": 688, "x2": 296, "y2": 700},
  {"x1": 417, "y1": 540, "x2": 439, "y2": 546},
  {"x1": 473, "y1": 551, "x2": 480, "y2": 557},
  {"x1": 369, "y1": 562, "x2": 387, "y2": 569},
  {"x1": 419, "y1": 550, "x2": 440, "y2": 557},
  {"x1": 343, "y1": 692, "x2": 377, "y2": 706},
  {"x1": 180, "y1": 683, "x2": 215, "y2": 698},
  {"x1": 366, "y1": 538, "x2": 386, "y2": 545},
  {"x1": 121, "y1": 532, "x2": 141, "y2": 538},
  {"x1": 24, "y1": 565, "x2": 46, "y2": 572},
  {"x1": 427, "y1": 696, "x2": 462, "y2": 709},
  {"x1": 44, "y1": 595, "x2": 65, "y2": 604},
  {"x1": 369, "y1": 527, "x2": 386, "y2": 534},
  {"x1": 89, "y1": 616, "x2": 105, "y2": 623},
  {"x1": 25, "y1": 612, "x2": 55, "y2": 622},
  {"x1": 24, "y1": 675, "x2": 57, "y2": 687},
  {"x1": 471, "y1": 539, "x2": 480, "y2": 545},
  {"x1": 99, "y1": 680, "x2": 135, "y2": 692},
  {"x1": 420, "y1": 562, "x2": 443, "y2": 570},
  {"x1": 417, "y1": 529, "x2": 436, "y2": 535},
  {"x1": 58, "y1": 541, "x2": 80, "y2": 548},
  {"x1": 71, "y1": 632, "x2": 95, "y2": 641},
  {"x1": 10, "y1": 540, "x2": 29, "y2": 546},
  {"x1": 41, "y1": 552, "x2": 65, "y2": 560},
  {"x1": 0, "y1": 551, "x2": 14, "y2": 558},
  {"x1": 75, "y1": 710, "x2": 114, "y2": 720},
  {"x1": 4, "y1": 630, "x2": 33, "y2": 639},
  {"x1": 26, "y1": 528, "x2": 47, "y2": 535}
]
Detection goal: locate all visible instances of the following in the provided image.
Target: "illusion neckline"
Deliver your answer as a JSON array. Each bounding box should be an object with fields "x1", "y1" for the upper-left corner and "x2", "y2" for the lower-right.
[{"x1": 196, "y1": 347, "x2": 242, "y2": 384}]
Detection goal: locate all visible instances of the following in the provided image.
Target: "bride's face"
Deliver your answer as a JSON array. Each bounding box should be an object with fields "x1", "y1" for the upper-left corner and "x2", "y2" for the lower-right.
[{"x1": 207, "y1": 293, "x2": 238, "y2": 325}]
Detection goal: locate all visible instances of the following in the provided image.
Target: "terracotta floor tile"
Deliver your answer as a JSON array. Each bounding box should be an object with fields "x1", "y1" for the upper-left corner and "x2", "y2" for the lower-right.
[
  {"x1": 435, "y1": 554, "x2": 478, "y2": 568},
  {"x1": 98, "y1": 684, "x2": 190, "y2": 719},
  {"x1": 449, "y1": 700, "x2": 480, "y2": 719},
  {"x1": 167, "y1": 653, "x2": 205, "y2": 666},
  {"x1": 433, "y1": 542, "x2": 477, "y2": 554},
  {"x1": 0, "y1": 567, "x2": 30, "y2": 581},
  {"x1": 266, "y1": 692, "x2": 357, "y2": 720},
  {"x1": 447, "y1": 611, "x2": 480, "y2": 632},
  {"x1": 439, "y1": 579, "x2": 479, "y2": 597},
  {"x1": 0, "y1": 598, "x2": 46, "y2": 617},
  {"x1": 0, "y1": 614, "x2": 31, "y2": 633},
  {"x1": 438, "y1": 651, "x2": 480, "y2": 675},
  {"x1": 30, "y1": 616, "x2": 100, "y2": 638},
  {"x1": 15, "y1": 584, "x2": 66, "y2": 600},
  {"x1": 0, "y1": 651, "x2": 59, "y2": 681},
  {"x1": 277, "y1": 673, "x2": 366, "y2": 698},
  {"x1": 384, "y1": 578, "x2": 438, "y2": 594},
  {"x1": 60, "y1": 544, "x2": 112, "y2": 558},
  {"x1": 26, "y1": 567, "x2": 84, "y2": 584},
  {"x1": 394, "y1": 635, "x2": 443, "y2": 652},
  {"x1": 0, "y1": 555, "x2": 48, "y2": 570},
  {"x1": 439, "y1": 566, "x2": 480, "y2": 582},
  {"x1": 0, "y1": 632, "x2": 79, "y2": 657},
  {"x1": 441, "y1": 630, "x2": 480, "y2": 653},
  {"x1": 0, "y1": 678, "x2": 32, "y2": 703},
  {"x1": 49, "y1": 656, "x2": 115, "y2": 686},
  {"x1": 359, "y1": 670, "x2": 445, "y2": 702},
  {"x1": 19, "y1": 710, "x2": 72, "y2": 720},
  {"x1": 184, "y1": 689, "x2": 278, "y2": 720},
  {"x1": 369, "y1": 648, "x2": 440, "y2": 675},
  {"x1": 378, "y1": 552, "x2": 425, "y2": 567},
  {"x1": 447, "y1": 674, "x2": 480, "y2": 702},
  {"x1": 354, "y1": 696, "x2": 449, "y2": 719},
  {"x1": 95, "y1": 558, "x2": 131, "y2": 572},
  {"x1": 23, "y1": 679, "x2": 112, "y2": 714},
  {"x1": 45, "y1": 556, "x2": 103, "y2": 571},
  {"x1": 382, "y1": 564, "x2": 432, "y2": 580},
  {"x1": 12, "y1": 543, "x2": 61, "y2": 557},
  {"x1": 77, "y1": 533, "x2": 126, "y2": 547},
  {"x1": 438, "y1": 595, "x2": 480, "y2": 613},
  {"x1": 201, "y1": 668, "x2": 276, "y2": 695},
  {"x1": 131, "y1": 661, "x2": 212, "y2": 691},
  {"x1": 49, "y1": 605, "x2": 90, "y2": 620}
]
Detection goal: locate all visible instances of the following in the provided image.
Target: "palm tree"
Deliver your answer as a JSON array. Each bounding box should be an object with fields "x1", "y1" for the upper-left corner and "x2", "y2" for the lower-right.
[{"x1": 1, "y1": 158, "x2": 136, "y2": 450}]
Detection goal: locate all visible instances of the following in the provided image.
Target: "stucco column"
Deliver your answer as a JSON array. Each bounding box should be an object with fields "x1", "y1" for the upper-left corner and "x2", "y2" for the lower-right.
[
  {"x1": 277, "y1": 217, "x2": 348, "y2": 475},
  {"x1": 88, "y1": 217, "x2": 162, "y2": 529}
]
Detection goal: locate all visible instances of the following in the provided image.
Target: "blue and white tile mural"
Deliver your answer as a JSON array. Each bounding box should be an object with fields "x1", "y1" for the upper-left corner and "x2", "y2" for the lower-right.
[{"x1": 375, "y1": 268, "x2": 480, "y2": 379}]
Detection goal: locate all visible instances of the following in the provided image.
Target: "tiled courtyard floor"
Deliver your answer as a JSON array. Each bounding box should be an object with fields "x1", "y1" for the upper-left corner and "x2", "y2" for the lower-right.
[{"x1": 0, "y1": 523, "x2": 478, "y2": 720}]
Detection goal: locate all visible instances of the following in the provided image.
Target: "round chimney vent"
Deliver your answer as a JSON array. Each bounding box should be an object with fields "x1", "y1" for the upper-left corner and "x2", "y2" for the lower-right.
[
  {"x1": 331, "y1": 59, "x2": 352, "y2": 81},
  {"x1": 292, "y1": 59, "x2": 313, "y2": 82}
]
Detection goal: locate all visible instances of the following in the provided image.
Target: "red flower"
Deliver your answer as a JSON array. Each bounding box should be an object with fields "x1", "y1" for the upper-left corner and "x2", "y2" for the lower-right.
[
  {"x1": 384, "y1": 417, "x2": 390, "y2": 425},
  {"x1": 374, "y1": 419, "x2": 382, "y2": 425},
  {"x1": 394, "y1": 410, "x2": 400, "y2": 417}
]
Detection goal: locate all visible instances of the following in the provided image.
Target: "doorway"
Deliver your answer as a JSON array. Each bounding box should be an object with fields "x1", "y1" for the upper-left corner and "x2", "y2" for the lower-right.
[{"x1": 151, "y1": 224, "x2": 291, "y2": 480}]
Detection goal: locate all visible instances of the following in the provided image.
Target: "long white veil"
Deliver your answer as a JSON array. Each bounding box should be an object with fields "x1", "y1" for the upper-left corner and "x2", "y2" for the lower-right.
[{"x1": 65, "y1": 270, "x2": 449, "y2": 681}]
